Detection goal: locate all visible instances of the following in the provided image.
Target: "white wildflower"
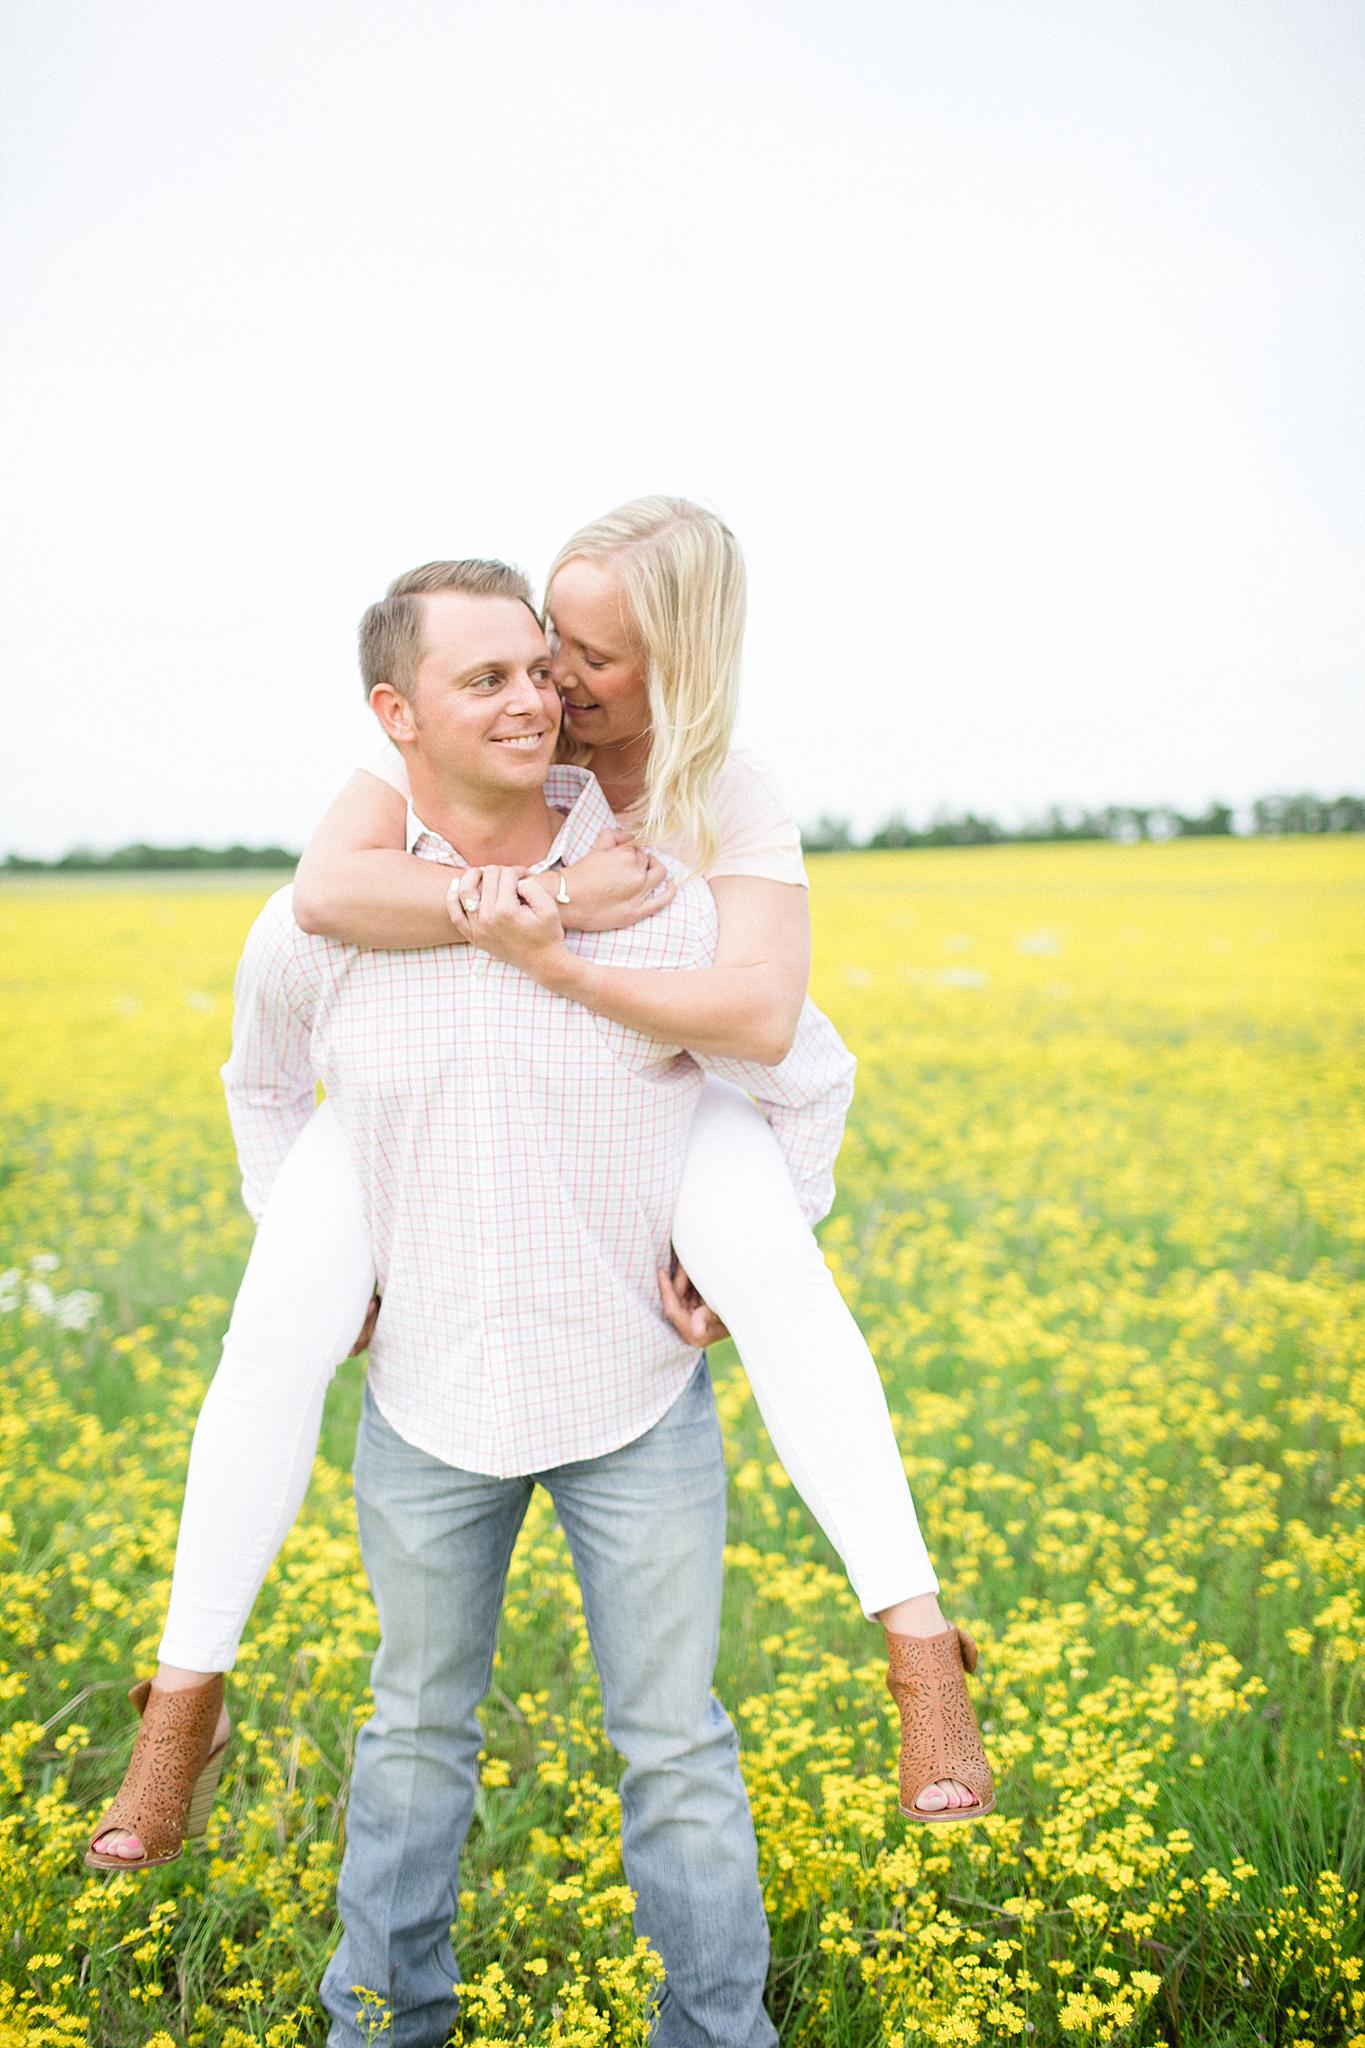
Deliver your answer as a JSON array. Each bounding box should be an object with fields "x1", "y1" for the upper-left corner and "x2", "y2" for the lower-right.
[
  {"x1": 1, "y1": 1265, "x2": 101, "y2": 1330},
  {"x1": 54, "y1": 1289, "x2": 101, "y2": 1331}
]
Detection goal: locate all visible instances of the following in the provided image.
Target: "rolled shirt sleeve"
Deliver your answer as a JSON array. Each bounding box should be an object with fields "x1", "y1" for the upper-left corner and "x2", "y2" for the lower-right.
[
  {"x1": 698, "y1": 999, "x2": 857, "y2": 1226},
  {"x1": 220, "y1": 889, "x2": 323, "y2": 1221},
  {"x1": 618, "y1": 862, "x2": 856, "y2": 1226}
]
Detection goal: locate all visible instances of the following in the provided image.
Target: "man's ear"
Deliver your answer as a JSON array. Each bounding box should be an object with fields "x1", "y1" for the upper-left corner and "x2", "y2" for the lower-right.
[{"x1": 370, "y1": 682, "x2": 417, "y2": 746}]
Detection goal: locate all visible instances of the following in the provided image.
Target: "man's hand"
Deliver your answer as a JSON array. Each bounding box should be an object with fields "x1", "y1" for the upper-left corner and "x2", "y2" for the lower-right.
[
  {"x1": 447, "y1": 865, "x2": 568, "y2": 977},
  {"x1": 349, "y1": 1292, "x2": 381, "y2": 1357},
  {"x1": 560, "y1": 828, "x2": 676, "y2": 932},
  {"x1": 657, "y1": 1256, "x2": 730, "y2": 1347}
]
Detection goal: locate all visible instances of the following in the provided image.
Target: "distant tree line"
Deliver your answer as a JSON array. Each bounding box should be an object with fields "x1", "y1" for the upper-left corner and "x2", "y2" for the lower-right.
[
  {"x1": 800, "y1": 792, "x2": 1365, "y2": 853},
  {"x1": 2, "y1": 843, "x2": 300, "y2": 872},
  {"x1": 2, "y1": 792, "x2": 1362, "y2": 869}
]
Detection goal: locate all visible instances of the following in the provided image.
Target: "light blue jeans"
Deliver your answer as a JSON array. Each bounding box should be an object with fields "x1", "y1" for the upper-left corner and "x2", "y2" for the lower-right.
[{"x1": 320, "y1": 1361, "x2": 777, "y2": 2048}]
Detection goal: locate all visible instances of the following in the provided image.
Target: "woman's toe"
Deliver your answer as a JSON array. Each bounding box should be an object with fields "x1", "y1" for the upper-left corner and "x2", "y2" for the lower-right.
[
  {"x1": 915, "y1": 1781, "x2": 950, "y2": 1812},
  {"x1": 97, "y1": 1830, "x2": 143, "y2": 1858}
]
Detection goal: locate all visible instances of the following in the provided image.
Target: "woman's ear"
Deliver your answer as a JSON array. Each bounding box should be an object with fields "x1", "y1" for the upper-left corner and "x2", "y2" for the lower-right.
[{"x1": 369, "y1": 682, "x2": 417, "y2": 746}]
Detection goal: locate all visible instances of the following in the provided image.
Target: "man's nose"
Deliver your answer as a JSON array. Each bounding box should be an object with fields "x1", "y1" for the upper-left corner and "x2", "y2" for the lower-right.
[{"x1": 508, "y1": 669, "x2": 550, "y2": 714}]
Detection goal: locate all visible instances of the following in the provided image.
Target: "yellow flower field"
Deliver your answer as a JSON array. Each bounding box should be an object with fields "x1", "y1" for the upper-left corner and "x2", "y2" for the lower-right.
[{"x1": 0, "y1": 838, "x2": 1362, "y2": 2048}]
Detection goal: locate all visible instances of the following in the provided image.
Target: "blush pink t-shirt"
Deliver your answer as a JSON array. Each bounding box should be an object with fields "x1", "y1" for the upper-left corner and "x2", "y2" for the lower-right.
[{"x1": 360, "y1": 740, "x2": 808, "y2": 888}]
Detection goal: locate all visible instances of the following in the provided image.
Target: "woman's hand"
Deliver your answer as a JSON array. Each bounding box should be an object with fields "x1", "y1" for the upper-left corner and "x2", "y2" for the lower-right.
[
  {"x1": 447, "y1": 865, "x2": 570, "y2": 978},
  {"x1": 559, "y1": 828, "x2": 676, "y2": 932}
]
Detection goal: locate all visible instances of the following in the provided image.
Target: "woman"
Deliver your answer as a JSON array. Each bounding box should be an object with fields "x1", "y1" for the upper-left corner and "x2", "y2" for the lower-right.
[{"x1": 87, "y1": 498, "x2": 994, "y2": 1872}]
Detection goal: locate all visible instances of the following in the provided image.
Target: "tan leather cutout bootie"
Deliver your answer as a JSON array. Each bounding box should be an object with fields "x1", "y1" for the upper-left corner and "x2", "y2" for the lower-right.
[
  {"x1": 886, "y1": 1624, "x2": 996, "y2": 1823},
  {"x1": 84, "y1": 1674, "x2": 229, "y2": 1871}
]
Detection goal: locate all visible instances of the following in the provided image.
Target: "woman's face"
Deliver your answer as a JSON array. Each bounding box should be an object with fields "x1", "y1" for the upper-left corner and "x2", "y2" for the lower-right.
[{"x1": 546, "y1": 557, "x2": 650, "y2": 750}]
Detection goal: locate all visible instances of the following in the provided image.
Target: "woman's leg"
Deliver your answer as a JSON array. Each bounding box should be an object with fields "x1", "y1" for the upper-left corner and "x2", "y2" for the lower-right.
[
  {"x1": 158, "y1": 1097, "x2": 376, "y2": 1667},
  {"x1": 671, "y1": 1077, "x2": 936, "y2": 1619},
  {"x1": 93, "y1": 1100, "x2": 376, "y2": 1858},
  {"x1": 671, "y1": 1078, "x2": 988, "y2": 1817}
]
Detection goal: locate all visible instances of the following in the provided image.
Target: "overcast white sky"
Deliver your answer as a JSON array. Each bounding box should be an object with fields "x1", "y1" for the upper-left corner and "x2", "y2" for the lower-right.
[{"x1": 2, "y1": 0, "x2": 1361, "y2": 856}]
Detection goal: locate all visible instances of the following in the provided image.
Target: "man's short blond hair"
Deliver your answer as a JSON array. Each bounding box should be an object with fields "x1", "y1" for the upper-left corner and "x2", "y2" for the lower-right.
[{"x1": 359, "y1": 559, "x2": 536, "y2": 700}]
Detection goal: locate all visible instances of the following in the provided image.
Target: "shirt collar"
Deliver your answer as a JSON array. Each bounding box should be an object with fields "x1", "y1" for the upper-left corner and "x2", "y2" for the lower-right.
[{"x1": 405, "y1": 767, "x2": 614, "y2": 870}]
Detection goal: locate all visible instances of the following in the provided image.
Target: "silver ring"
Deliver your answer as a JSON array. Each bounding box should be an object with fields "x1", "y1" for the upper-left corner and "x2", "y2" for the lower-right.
[{"x1": 461, "y1": 894, "x2": 481, "y2": 914}]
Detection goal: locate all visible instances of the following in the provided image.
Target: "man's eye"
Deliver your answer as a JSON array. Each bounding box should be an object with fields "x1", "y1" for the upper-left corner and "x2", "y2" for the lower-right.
[{"x1": 471, "y1": 675, "x2": 501, "y2": 691}]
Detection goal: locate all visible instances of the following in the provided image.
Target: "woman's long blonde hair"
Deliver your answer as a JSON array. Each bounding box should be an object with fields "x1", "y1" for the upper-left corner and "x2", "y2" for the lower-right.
[{"x1": 545, "y1": 495, "x2": 745, "y2": 873}]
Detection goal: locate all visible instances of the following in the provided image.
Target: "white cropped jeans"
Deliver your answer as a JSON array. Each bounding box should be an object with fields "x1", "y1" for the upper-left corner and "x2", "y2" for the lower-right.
[{"x1": 158, "y1": 1081, "x2": 937, "y2": 1671}]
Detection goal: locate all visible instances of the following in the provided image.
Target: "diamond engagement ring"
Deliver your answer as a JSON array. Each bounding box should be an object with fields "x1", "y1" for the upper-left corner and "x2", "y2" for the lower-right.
[{"x1": 461, "y1": 894, "x2": 481, "y2": 914}]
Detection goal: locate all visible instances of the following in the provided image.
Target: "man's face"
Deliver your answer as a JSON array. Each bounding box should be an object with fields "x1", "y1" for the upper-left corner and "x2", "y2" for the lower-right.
[{"x1": 379, "y1": 592, "x2": 562, "y2": 796}]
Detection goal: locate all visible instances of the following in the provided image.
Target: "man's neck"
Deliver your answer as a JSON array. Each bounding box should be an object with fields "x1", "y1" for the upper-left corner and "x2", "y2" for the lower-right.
[{"x1": 406, "y1": 762, "x2": 559, "y2": 867}]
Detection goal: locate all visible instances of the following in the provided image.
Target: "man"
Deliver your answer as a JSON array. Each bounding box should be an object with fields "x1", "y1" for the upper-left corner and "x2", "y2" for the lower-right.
[{"x1": 223, "y1": 559, "x2": 854, "y2": 2048}]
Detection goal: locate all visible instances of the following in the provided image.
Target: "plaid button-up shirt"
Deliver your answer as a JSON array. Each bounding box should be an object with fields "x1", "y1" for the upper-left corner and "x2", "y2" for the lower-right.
[{"x1": 223, "y1": 768, "x2": 856, "y2": 1476}]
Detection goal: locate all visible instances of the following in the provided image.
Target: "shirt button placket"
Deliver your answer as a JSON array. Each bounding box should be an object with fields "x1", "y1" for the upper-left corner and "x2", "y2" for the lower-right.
[{"x1": 472, "y1": 956, "x2": 499, "y2": 1462}]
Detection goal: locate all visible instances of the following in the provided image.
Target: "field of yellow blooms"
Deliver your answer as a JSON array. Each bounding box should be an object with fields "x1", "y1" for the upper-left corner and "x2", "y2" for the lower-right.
[{"x1": 0, "y1": 837, "x2": 1362, "y2": 2048}]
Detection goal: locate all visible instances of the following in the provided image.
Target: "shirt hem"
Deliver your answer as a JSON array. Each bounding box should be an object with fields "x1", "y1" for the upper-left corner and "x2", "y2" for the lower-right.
[{"x1": 365, "y1": 1359, "x2": 701, "y2": 1479}]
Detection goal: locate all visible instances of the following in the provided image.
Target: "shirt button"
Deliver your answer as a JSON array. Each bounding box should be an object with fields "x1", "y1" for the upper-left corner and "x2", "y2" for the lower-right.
[{"x1": 472, "y1": 954, "x2": 489, "y2": 977}]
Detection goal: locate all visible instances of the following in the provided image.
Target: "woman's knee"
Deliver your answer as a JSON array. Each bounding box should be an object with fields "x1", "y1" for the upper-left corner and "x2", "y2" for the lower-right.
[{"x1": 674, "y1": 1210, "x2": 830, "y2": 1314}]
